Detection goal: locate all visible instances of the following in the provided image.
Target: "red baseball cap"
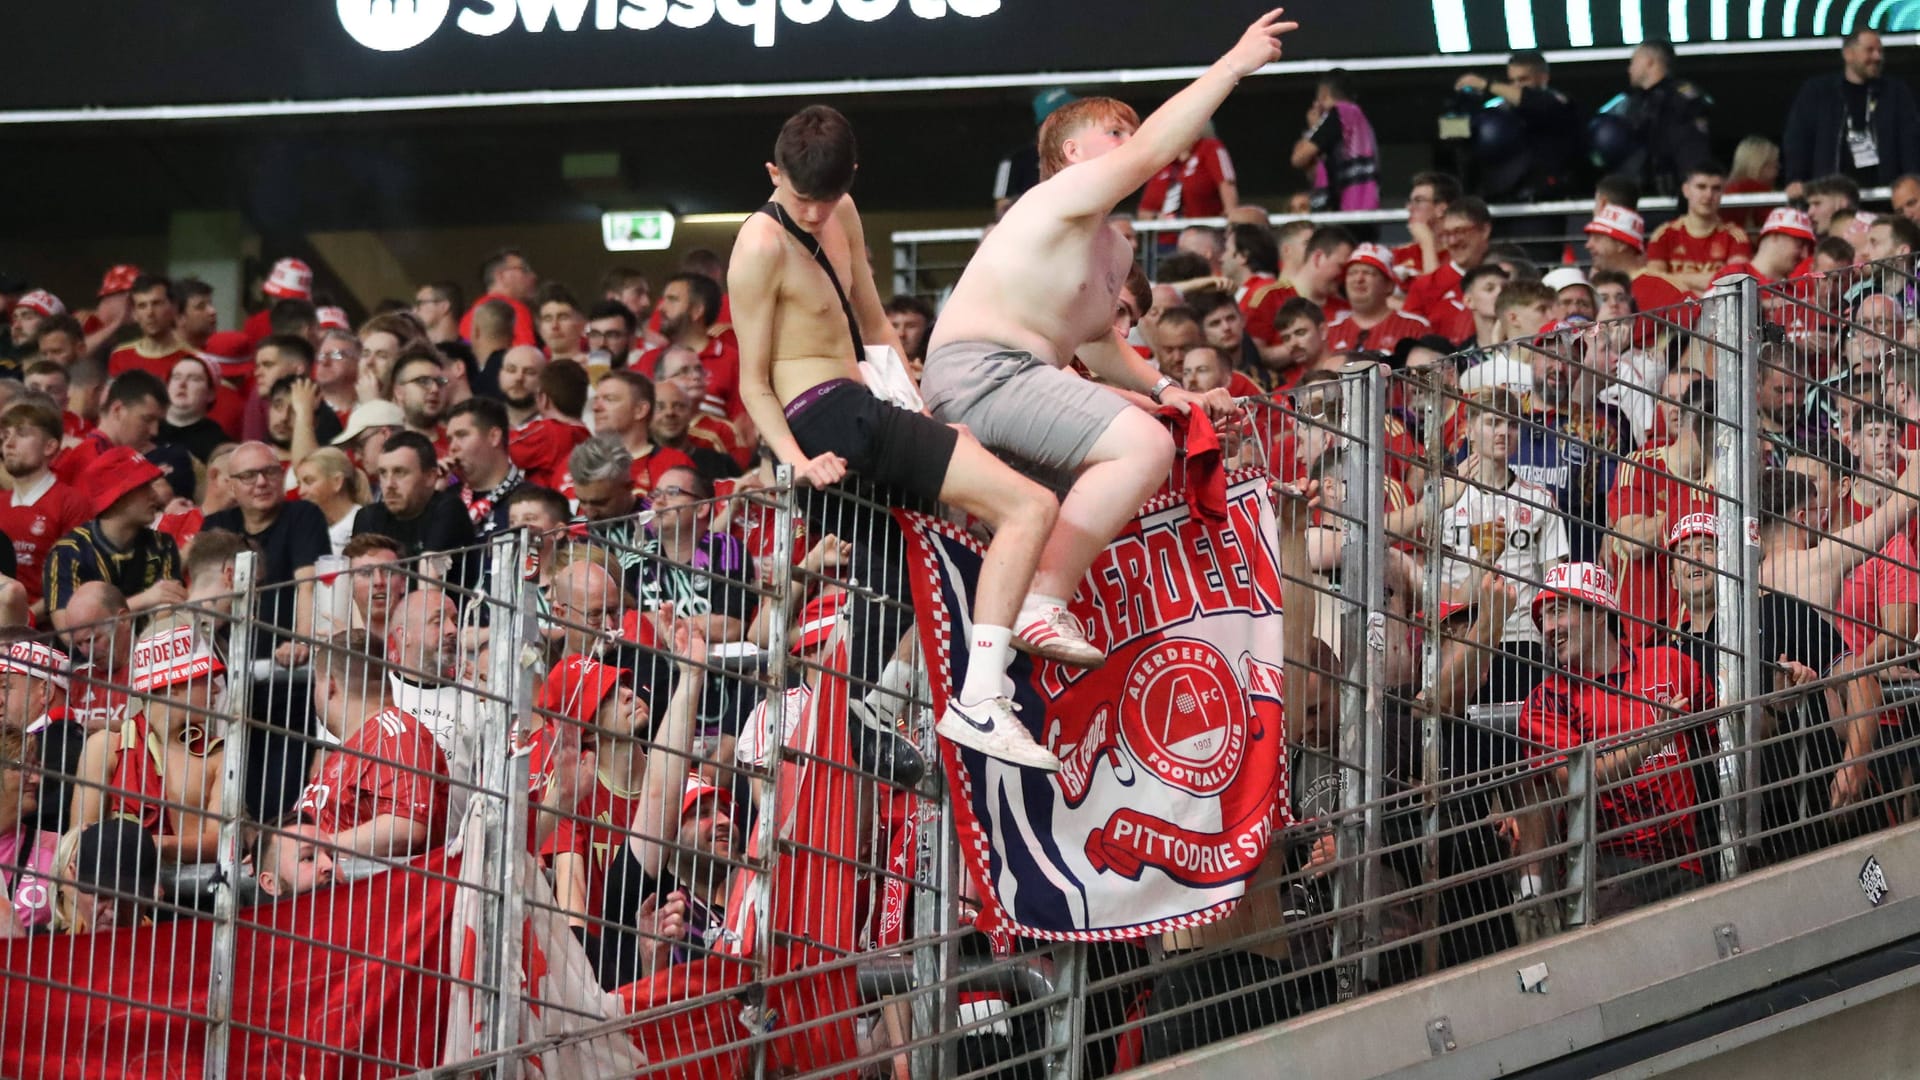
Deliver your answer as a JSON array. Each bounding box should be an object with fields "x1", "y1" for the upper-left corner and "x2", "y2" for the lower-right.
[
  {"x1": 1530, "y1": 562, "x2": 1619, "y2": 627},
  {"x1": 1760, "y1": 207, "x2": 1817, "y2": 243},
  {"x1": 1666, "y1": 512, "x2": 1719, "y2": 548},
  {"x1": 618, "y1": 608, "x2": 661, "y2": 650},
  {"x1": 1345, "y1": 242, "x2": 1397, "y2": 282},
  {"x1": 680, "y1": 773, "x2": 734, "y2": 817},
  {"x1": 535, "y1": 654, "x2": 631, "y2": 729},
  {"x1": 97, "y1": 264, "x2": 142, "y2": 298},
  {"x1": 316, "y1": 305, "x2": 350, "y2": 331},
  {"x1": 1584, "y1": 206, "x2": 1646, "y2": 252},
  {"x1": 263, "y1": 258, "x2": 314, "y2": 301},
  {"x1": 80, "y1": 447, "x2": 163, "y2": 518},
  {"x1": 15, "y1": 290, "x2": 64, "y2": 319}
]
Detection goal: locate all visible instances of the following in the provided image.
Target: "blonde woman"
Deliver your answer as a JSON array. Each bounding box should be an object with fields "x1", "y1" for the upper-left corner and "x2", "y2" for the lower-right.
[
  {"x1": 295, "y1": 447, "x2": 371, "y2": 555},
  {"x1": 1726, "y1": 135, "x2": 1781, "y2": 230}
]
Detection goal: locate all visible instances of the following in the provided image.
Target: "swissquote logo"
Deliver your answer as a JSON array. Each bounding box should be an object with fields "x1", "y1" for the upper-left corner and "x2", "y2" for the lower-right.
[
  {"x1": 339, "y1": 0, "x2": 453, "y2": 51},
  {"x1": 338, "y1": 0, "x2": 1003, "y2": 52}
]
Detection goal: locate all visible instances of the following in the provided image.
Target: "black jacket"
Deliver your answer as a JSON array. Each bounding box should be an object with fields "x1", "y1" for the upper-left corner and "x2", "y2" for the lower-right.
[
  {"x1": 1782, "y1": 73, "x2": 1920, "y2": 186},
  {"x1": 1624, "y1": 78, "x2": 1713, "y2": 196}
]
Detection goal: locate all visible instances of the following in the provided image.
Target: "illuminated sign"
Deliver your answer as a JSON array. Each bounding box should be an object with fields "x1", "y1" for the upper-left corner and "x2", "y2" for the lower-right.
[
  {"x1": 337, "y1": 0, "x2": 1002, "y2": 52},
  {"x1": 4, "y1": 1, "x2": 1910, "y2": 120},
  {"x1": 1428, "y1": 0, "x2": 1920, "y2": 51},
  {"x1": 601, "y1": 209, "x2": 676, "y2": 251}
]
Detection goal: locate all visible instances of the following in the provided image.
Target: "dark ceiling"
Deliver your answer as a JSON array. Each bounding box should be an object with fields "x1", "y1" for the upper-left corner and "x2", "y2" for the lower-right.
[{"x1": 0, "y1": 50, "x2": 1875, "y2": 245}]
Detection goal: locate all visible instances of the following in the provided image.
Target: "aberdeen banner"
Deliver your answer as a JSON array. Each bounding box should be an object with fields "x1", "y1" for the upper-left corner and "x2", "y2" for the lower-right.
[{"x1": 900, "y1": 471, "x2": 1292, "y2": 941}]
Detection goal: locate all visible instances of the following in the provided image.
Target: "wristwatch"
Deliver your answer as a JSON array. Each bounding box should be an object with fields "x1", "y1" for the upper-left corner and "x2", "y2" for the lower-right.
[{"x1": 1148, "y1": 375, "x2": 1177, "y2": 403}]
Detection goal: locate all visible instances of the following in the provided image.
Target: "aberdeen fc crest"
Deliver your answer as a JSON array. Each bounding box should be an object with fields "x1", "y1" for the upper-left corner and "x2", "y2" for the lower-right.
[{"x1": 1121, "y1": 639, "x2": 1249, "y2": 797}]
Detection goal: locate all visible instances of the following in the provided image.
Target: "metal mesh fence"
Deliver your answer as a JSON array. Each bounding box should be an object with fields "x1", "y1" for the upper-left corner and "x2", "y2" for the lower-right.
[{"x1": 2, "y1": 254, "x2": 1919, "y2": 1077}]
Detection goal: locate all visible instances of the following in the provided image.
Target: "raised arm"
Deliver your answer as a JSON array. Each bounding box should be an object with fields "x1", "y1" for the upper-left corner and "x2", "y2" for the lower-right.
[
  {"x1": 1020, "y1": 10, "x2": 1295, "y2": 220},
  {"x1": 1814, "y1": 448, "x2": 1920, "y2": 577},
  {"x1": 631, "y1": 618, "x2": 708, "y2": 880}
]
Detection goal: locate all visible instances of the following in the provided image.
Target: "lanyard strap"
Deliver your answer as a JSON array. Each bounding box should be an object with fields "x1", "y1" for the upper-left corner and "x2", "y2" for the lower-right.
[{"x1": 760, "y1": 202, "x2": 864, "y2": 358}]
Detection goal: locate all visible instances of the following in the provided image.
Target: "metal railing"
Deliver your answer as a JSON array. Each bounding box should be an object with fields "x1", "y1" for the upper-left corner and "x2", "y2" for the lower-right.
[
  {"x1": 1, "y1": 252, "x2": 1918, "y2": 1077},
  {"x1": 890, "y1": 187, "x2": 1899, "y2": 301}
]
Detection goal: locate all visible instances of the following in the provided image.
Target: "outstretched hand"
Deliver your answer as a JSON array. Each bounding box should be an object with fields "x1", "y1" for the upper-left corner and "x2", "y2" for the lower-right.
[{"x1": 1224, "y1": 8, "x2": 1299, "y2": 77}]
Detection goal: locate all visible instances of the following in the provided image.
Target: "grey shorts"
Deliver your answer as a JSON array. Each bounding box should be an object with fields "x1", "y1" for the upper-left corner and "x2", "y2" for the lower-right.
[{"x1": 919, "y1": 341, "x2": 1131, "y2": 473}]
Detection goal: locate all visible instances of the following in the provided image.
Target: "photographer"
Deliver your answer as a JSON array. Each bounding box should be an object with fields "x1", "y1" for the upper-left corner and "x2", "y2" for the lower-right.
[{"x1": 1453, "y1": 52, "x2": 1580, "y2": 202}]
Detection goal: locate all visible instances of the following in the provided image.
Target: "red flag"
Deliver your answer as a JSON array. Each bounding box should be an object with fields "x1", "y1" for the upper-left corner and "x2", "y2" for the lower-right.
[
  {"x1": 0, "y1": 852, "x2": 459, "y2": 1079},
  {"x1": 722, "y1": 631, "x2": 862, "y2": 1076}
]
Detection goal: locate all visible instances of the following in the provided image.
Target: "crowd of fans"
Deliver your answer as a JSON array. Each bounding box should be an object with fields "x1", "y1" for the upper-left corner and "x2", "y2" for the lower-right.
[{"x1": 0, "y1": 30, "x2": 1918, "y2": 1074}]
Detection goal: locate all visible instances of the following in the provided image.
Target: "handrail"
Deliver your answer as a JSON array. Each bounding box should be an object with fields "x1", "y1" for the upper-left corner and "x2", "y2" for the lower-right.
[{"x1": 890, "y1": 187, "x2": 1898, "y2": 244}]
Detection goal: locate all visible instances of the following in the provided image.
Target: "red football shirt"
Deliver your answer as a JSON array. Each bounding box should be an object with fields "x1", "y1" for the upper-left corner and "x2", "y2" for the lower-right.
[
  {"x1": 1137, "y1": 138, "x2": 1236, "y2": 219},
  {"x1": 1629, "y1": 270, "x2": 1697, "y2": 315},
  {"x1": 509, "y1": 417, "x2": 591, "y2": 492},
  {"x1": 296, "y1": 708, "x2": 449, "y2": 840},
  {"x1": 1646, "y1": 219, "x2": 1751, "y2": 281},
  {"x1": 0, "y1": 476, "x2": 94, "y2": 607},
  {"x1": 1323, "y1": 310, "x2": 1433, "y2": 356},
  {"x1": 633, "y1": 446, "x2": 697, "y2": 498},
  {"x1": 1834, "y1": 532, "x2": 1918, "y2": 659},
  {"x1": 107, "y1": 340, "x2": 197, "y2": 382},
  {"x1": 1402, "y1": 262, "x2": 1474, "y2": 342},
  {"x1": 547, "y1": 772, "x2": 645, "y2": 917},
  {"x1": 1608, "y1": 448, "x2": 1716, "y2": 644},
  {"x1": 1390, "y1": 240, "x2": 1428, "y2": 277},
  {"x1": 50, "y1": 430, "x2": 113, "y2": 487},
  {"x1": 689, "y1": 414, "x2": 749, "y2": 469},
  {"x1": 239, "y1": 309, "x2": 274, "y2": 350},
  {"x1": 1240, "y1": 279, "x2": 1293, "y2": 346},
  {"x1": 1518, "y1": 645, "x2": 1712, "y2": 872}
]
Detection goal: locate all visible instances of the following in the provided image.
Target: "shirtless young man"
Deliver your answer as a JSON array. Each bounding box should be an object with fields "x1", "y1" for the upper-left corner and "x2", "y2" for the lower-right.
[
  {"x1": 919, "y1": 10, "x2": 1293, "y2": 661},
  {"x1": 730, "y1": 106, "x2": 1065, "y2": 771}
]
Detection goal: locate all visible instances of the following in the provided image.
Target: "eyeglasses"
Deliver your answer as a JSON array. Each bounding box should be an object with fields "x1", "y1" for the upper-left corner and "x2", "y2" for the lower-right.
[
  {"x1": 402, "y1": 375, "x2": 449, "y2": 390},
  {"x1": 230, "y1": 466, "x2": 284, "y2": 485},
  {"x1": 318, "y1": 349, "x2": 357, "y2": 363},
  {"x1": 652, "y1": 485, "x2": 693, "y2": 502}
]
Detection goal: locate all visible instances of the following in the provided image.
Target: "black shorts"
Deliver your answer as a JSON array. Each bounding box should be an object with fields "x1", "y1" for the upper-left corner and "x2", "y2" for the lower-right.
[{"x1": 786, "y1": 380, "x2": 958, "y2": 502}]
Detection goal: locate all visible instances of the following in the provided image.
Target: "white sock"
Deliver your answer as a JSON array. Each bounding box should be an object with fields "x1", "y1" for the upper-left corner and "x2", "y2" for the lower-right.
[
  {"x1": 961, "y1": 624, "x2": 1014, "y2": 704},
  {"x1": 1018, "y1": 593, "x2": 1072, "y2": 622}
]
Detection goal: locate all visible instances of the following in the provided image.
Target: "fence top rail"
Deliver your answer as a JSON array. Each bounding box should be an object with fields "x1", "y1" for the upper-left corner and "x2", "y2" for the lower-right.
[{"x1": 890, "y1": 189, "x2": 1898, "y2": 245}]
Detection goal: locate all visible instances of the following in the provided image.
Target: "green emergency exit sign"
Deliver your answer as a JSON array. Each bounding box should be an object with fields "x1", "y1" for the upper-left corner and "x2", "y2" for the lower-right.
[{"x1": 601, "y1": 210, "x2": 676, "y2": 252}]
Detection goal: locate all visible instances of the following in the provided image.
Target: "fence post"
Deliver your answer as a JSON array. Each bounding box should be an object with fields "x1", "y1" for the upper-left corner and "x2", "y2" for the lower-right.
[
  {"x1": 1412, "y1": 372, "x2": 1450, "y2": 976},
  {"x1": 477, "y1": 529, "x2": 532, "y2": 1076},
  {"x1": 749, "y1": 466, "x2": 798, "y2": 1080},
  {"x1": 1331, "y1": 362, "x2": 1387, "y2": 994},
  {"x1": 911, "y1": 774, "x2": 961, "y2": 1080},
  {"x1": 1563, "y1": 743, "x2": 1597, "y2": 927},
  {"x1": 203, "y1": 551, "x2": 260, "y2": 1080},
  {"x1": 1706, "y1": 276, "x2": 1764, "y2": 880}
]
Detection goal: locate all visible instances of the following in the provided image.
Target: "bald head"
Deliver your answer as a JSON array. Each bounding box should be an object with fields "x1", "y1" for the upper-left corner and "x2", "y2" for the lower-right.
[
  {"x1": 549, "y1": 559, "x2": 621, "y2": 652},
  {"x1": 64, "y1": 582, "x2": 133, "y2": 671},
  {"x1": 498, "y1": 345, "x2": 548, "y2": 410},
  {"x1": 69, "y1": 581, "x2": 128, "y2": 622},
  {"x1": 389, "y1": 587, "x2": 460, "y2": 682}
]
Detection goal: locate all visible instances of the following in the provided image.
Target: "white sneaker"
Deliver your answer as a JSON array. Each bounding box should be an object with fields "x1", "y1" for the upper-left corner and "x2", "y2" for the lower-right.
[
  {"x1": 1013, "y1": 605, "x2": 1106, "y2": 670},
  {"x1": 937, "y1": 697, "x2": 1062, "y2": 772}
]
